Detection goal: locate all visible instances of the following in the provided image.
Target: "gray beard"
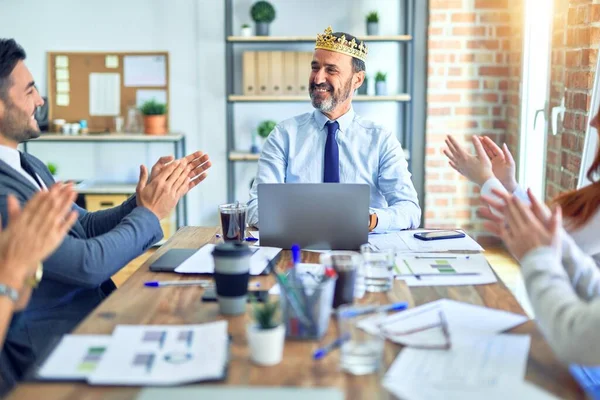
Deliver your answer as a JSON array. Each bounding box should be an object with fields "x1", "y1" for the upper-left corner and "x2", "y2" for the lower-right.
[{"x1": 310, "y1": 78, "x2": 353, "y2": 113}]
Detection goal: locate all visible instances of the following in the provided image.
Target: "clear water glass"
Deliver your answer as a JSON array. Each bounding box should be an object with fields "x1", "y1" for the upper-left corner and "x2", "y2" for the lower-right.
[
  {"x1": 360, "y1": 244, "x2": 395, "y2": 292},
  {"x1": 337, "y1": 303, "x2": 384, "y2": 375}
]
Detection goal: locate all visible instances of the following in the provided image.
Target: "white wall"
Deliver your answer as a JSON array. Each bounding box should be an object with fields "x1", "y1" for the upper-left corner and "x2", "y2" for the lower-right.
[{"x1": 0, "y1": 0, "x2": 408, "y2": 223}]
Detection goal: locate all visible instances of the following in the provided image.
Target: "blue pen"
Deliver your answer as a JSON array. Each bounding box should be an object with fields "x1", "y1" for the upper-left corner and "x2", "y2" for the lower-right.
[
  {"x1": 313, "y1": 333, "x2": 351, "y2": 360},
  {"x1": 245, "y1": 237, "x2": 259, "y2": 242},
  {"x1": 337, "y1": 302, "x2": 409, "y2": 318}
]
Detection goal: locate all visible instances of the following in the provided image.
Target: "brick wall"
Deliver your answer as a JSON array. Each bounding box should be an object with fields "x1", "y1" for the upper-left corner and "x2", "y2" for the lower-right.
[
  {"x1": 425, "y1": 0, "x2": 522, "y2": 239},
  {"x1": 545, "y1": 0, "x2": 600, "y2": 200}
]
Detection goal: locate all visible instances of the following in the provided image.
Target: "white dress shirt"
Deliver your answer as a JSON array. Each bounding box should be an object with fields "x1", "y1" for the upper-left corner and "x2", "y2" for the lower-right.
[
  {"x1": 246, "y1": 108, "x2": 421, "y2": 232},
  {"x1": 0, "y1": 145, "x2": 46, "y2": 190}
]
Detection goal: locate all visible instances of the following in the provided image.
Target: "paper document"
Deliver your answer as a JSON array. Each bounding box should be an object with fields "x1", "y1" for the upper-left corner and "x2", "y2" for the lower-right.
[
  {"x1": 37, "y1": 335, "x2": 112, "y2": 380},
  {"x1": 124, "y1": 55, "x2": 167, "y2": 87},
  {"x1": 174, "y1": 244, "x2": 281, "y2": 275},
  {"x1": 89, "y1": 73, "x2": 120, "y2": 116},
  {"x1": 369, "y1": 230, "x2": 484, "y2": 253},
  {"x1": 136, "y1": 89, "x2": 167, "y2": 107},
  {"x1": 395, "y1": 253, "x2": 497, "y2": 286},
  {"x1": 383, "y1": 334, "x2": 533, "y2": 400},
  {"x1": 249, "y1": 231, "x2": 259, "y2": 239},
  {"x1": 136, "y1": 386, "x2": 344, "y2": 400},
  {"x1": 358, "y1": 299, "x2": 528, "y2": 348},
  {"x1": 88, "y1": 321, "x2": 228, "y2": 385}
]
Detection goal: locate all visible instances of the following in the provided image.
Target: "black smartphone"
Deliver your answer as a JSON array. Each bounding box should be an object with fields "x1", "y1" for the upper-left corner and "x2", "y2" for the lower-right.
[
  {"x1": 201, "y1": 288, "x2": 269, "y2": 303},
  {"x1": 413, "y1": 230, "x2": 466, "y2": 241}
]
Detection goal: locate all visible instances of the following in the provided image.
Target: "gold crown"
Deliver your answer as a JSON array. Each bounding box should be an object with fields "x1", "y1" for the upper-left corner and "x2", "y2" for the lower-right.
[{"x1": 315, "y1": 26, "x2": 368, "y2": 62}]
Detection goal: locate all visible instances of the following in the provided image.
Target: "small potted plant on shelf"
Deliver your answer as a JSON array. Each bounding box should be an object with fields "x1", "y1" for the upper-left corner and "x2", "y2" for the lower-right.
[
  {"x1": 139, "y1": 99, "x2": 167, "y2": 135},
  {"x1": 47, "y1": 162, "x2": 58, "y2": 177},
  {"x1": 247, "y1": 298, "x2": 285, "y2": 366},
  {"x1": 257, "y1": 120, "x2": 276, "y2": 141},
  {"x1": 366, "y1": 11, "x2": 379, "y2": 35},
  {"x1": 241, "y1": 23, "x2": 252, "y2": 37},
  {"x1": 250, "y1": 1, "x2": 276, "y2": 36},
  {"x1": 375, "y1": 71, "x2": 387, "y2": 96}
]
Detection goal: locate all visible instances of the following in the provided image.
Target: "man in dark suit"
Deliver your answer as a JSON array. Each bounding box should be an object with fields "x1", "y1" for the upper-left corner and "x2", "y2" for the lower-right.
[{"x1": 0, "y1": 38, "x2": 212, "y2": 389}]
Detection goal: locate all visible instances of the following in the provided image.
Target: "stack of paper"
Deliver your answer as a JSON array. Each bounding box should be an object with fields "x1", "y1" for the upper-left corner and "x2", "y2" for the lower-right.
[
  {"x1": 174, "y1": 244, "x2": 281, "y2": 275},
  {"x1": 37, "y1": 321, "x2": 229, "y2": 385},
  {"x1": 369, "y1": 230, "x2": 484, "y2": 253},
  {"x1": 382, "y1": 334, "x2": 558, "y2": 400},
  {"x1": 394, "y1": 253, "x2": 497, "y2": 286},
  {"x1": 358, "y1": 299, "x2": 528, "y2": 348}
]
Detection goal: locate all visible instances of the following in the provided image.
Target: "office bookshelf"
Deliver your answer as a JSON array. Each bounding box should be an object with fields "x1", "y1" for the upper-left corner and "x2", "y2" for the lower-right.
[{"x1": 224, "y1": 0, "x2": 423, "y2": 203}]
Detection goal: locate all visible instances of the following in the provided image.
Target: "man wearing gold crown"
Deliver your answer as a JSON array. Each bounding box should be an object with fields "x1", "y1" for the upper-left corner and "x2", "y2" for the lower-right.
[{"x1": 247, "y1": 27, "x2": 420, "y2": 232}]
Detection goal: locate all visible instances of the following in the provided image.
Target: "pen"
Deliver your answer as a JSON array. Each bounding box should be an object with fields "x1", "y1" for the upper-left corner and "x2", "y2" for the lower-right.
[
  {"x1": 145, "y1": 280, "x2": 261, "y2": 288},
  {"x1": 313, "y1": 333, "x2": 351, "y2": 360},
  {"x1": 413, "y1": 256, "x2": 470, "y2": 259},
  {"x1": 337, "y1": 302, "x2": 409, "y2": 318},
  {"x1": 396, "y1": 272, "x2": 480, "y2": 278}
]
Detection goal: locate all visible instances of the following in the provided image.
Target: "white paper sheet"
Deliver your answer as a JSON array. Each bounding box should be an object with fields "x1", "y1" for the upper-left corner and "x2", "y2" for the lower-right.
[
  {"x1": 88, "y1": 321, "x2": 228, "y2": 385},
  {"x1": 136, "y1": 89, "x2": 167, "y2": 107},
  {"x1": 369, "y1": 230, "x2": 484, "y2": 253},
  {"x1": 174, "y1": 244, "x2": 281, "y2": 275},
  {"x1": 55, "y1": 68, "x2": 69, "y2": 80},
  {"x1": 89, "y1": 73, "x2": 120, "y2": 116},
  {"x1": 105, "y1": 55, "x2": 119, "y2": 68},
  {"x1": 37, "y1": 335, "x2": 112, "y2": 380},
  {"x1": 56, "y1": 93, "x2": 70, "y2": 106},
  {"x1": 56, "y1": 81, "x2": 70, "y2": 93},
  {"x1": 55, "y1": 55, "x2": 68, "y2": 68},
  {"x1": 394, "y1": 253, "x2": 497, "y2": 286},
  {"x1": 382, "y1": 334, "x2": 532, "y2": 400},
  {"x1": 249, "y1": 231, "x2": 260, "y2": 239},
  {"x1": 358, "y1": 299, "x2": 528, "y2": 348},
  {"x1": 124, "y1": 55, "x2": 167, "y2": 87}
]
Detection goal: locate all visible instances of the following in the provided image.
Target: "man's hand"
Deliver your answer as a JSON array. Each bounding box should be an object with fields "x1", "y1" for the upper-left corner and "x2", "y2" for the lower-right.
[
  {"x1": 495, "y1": 195, "x2": 562, "y2": 261},
  {"x1": 480, "y1": 136, "x2": 518, "y2": 193},
  {"x1": 149, "y1": 151, "x2": 212, "y2": 195},
  {"x1": 0, "y1": 183, "x2": 79, "y2": 290},
  {"x1": 443, "y1": 135, "x2": 494, "y2": 186},
  {"x1": 136, "y1": 160, "x2": 190, "y2": 220}
]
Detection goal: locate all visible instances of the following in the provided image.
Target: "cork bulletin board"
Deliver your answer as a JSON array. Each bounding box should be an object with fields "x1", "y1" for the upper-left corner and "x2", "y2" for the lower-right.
[{"x1": 47, "y1": 51, "x2": 170, "y2": 132}]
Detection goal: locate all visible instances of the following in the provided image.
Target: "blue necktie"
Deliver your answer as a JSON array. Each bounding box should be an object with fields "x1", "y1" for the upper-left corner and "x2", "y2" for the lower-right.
[{"x1": 323, "y1": 120, "x2": 340, "y2": 183}]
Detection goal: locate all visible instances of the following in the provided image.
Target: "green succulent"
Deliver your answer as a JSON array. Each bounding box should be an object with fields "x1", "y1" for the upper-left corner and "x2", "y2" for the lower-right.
[
  {"x1": 366, "y1": 11, "x2": 379, "y2": 23},
  {"x1": 251, "y1": 1, "x2": 276, "y2": 23},
  {"x1": 257, "y1": 120, "x2": 277, "y2": 139},
  {"x1": 251, "y1": 298, "x2": 280, "y2": 330},
  {"x1": 139, "y1": 99, "x2": 167, "y2": 116},
  {"x1": 375, "y1": 71, "x2": 387, "y2": 82}
]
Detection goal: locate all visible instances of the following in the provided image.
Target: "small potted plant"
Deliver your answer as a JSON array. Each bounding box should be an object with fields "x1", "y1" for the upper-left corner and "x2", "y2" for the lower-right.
[
  {"x1": 139, "y1": 99, "x2": 167, "y2": 135},
  {"x1": 257, "y1": 120, "x2": 276, "y2": 142},
  {"x1": 241, "y1": 23, "x2": 252, "y2": 37},
  {"x1": 246, "y1": 299, "x2": 285, "y2": 366},
  {"x1": 366, "y1": 11, "x2": 379, "y2": 35},
  {"x1": 375, "y1": 72, "x2": 387, "y2": 96},
  {"x1": 251, "y1": 1, "x2": 276, "y2": 36}
]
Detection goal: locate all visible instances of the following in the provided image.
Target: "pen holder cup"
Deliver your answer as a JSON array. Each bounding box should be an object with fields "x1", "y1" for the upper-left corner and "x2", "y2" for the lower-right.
[{"x1": 280, "y1": 276, "x2": 337, "y2": 340}]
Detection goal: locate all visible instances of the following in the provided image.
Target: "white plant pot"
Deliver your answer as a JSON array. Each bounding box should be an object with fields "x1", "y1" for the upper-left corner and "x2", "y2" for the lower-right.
[
  {"x1": 241, "y1": 27, "x2": 252, "y2": 37},
  {"x1": 247, "y1": 324, "x2": 285, "y2": 366}
]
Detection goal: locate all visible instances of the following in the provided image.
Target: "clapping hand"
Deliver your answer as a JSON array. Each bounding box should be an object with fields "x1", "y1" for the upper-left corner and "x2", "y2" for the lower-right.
[{"x1": 443, "y1": 135, "x2": 494, "y2": 186}]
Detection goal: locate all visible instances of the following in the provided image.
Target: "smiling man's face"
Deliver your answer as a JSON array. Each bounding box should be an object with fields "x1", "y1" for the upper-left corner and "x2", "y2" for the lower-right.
[
  {"x1": 309, "y1": 49, "x2": 359, "y2": 115},
  {"x1": 0, "y1": 60, "x2": 44, "y2": 145}
]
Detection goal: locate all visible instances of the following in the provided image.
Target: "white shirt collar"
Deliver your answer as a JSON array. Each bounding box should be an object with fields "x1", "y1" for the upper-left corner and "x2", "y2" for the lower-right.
[
  {"x1": 313, "y1": 107, "x2": 355, "y2": 133},
  {"x1": 0, "y1": 144, "x2": 23, "y2": 171}
]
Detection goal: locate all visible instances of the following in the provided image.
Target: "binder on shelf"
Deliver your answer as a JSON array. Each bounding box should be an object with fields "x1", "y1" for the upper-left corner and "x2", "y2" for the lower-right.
[
  {"x1": 256, "y1": 51, "x2": 271, "y2": 96},
  {"x1": 282, "y1": 52, "x2": 297, "y2": 95},
  {"x1": 242, "y1": 51, "x2": 257, "y2": 96},
  {"x1": 270, "y1": 51, "x2": 284, "y2": 95},
  {"x1": 296, "y1": 52, "x2": 312, "y2": 95}
]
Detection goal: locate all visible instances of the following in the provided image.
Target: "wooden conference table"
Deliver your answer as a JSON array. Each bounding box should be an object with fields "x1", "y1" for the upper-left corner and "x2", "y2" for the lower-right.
[{"x1": 8, "y1": 227, "x2": 584, "y2": 400}]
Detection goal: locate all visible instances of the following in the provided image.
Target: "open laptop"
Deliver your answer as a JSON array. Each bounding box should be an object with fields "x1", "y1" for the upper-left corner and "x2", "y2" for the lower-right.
[{"x1": 257, "y1": 183, "x2": 370, "y2": 250}]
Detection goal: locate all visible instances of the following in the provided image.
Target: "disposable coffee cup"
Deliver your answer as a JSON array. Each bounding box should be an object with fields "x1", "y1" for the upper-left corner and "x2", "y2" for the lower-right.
[{"x1": 212, "y1": 242, "x2": 253, "y2": 315}]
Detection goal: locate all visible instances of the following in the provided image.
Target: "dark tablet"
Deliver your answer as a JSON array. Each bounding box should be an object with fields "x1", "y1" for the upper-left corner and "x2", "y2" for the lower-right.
[{"x1": 148, "y1": 248, "x2": 199, "y2": 272}]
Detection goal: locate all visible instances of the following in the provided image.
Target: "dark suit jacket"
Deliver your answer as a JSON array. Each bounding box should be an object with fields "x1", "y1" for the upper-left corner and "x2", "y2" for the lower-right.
[{"x1": 0, "y1": 152, "x2": 163, "y2": 392}]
